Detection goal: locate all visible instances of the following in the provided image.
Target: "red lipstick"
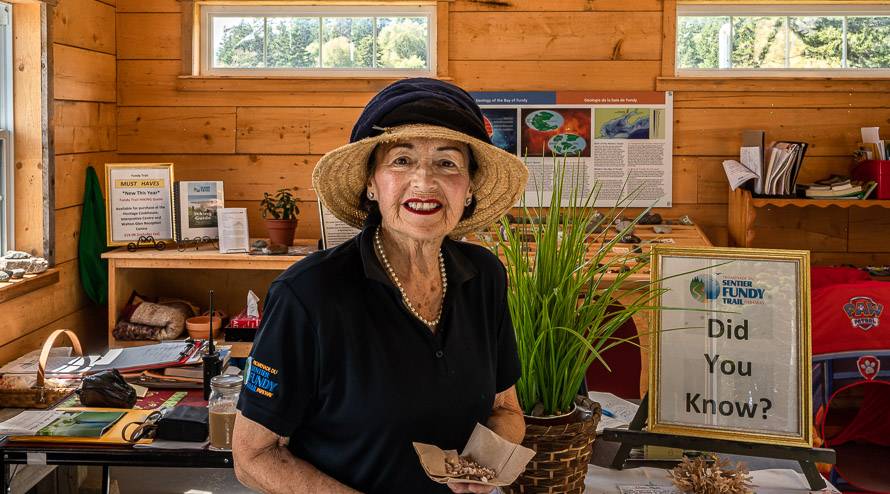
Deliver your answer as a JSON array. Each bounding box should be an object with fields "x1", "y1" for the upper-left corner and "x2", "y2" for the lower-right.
[{"x1": 403, "y1": 198, "x2": 443, "y2": 215}]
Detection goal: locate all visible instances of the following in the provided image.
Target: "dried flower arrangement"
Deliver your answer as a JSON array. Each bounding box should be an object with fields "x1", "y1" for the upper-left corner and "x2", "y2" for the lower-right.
[{"x1": 668, "y1": 455, "x2": 754, "y2": 494}]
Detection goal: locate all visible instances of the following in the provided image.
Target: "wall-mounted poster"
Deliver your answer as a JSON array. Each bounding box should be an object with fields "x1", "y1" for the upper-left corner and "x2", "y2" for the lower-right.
[
  {"x1": 173, "y1": 181, "x2": 225, "y2": 240},
  {"x1": 649, "y1": 246, "x2": 812, "y2": 447},
  {"x1": 105, "y1": 163, "x2": 175, "y2": 247},
  {"x1": 472, "y1": 91, "x2": 673, "y2": 208}
]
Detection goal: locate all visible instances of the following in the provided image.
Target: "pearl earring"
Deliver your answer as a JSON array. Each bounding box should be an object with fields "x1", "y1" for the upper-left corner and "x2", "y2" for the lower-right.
[
  {"x1": 367, "y1": 191, "x2": 375, "y2": 200},
  {"x1": 465, "y1": 196, "x2": 472, "y2": 206}
]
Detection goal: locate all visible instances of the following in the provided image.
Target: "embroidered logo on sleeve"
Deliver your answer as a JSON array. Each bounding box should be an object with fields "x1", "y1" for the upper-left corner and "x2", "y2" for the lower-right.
[{"x1": 244, "y1": 357, "x2": 280, "y2": 398}]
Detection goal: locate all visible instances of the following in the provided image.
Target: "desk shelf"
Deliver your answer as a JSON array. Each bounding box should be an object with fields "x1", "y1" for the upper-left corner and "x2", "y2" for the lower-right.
[
  {"x1": 101, "y1": 241, "x2": 314, "y2": 353},
  {"x1": 728, "y1": 188, "x2": 890, "y2": 247}
]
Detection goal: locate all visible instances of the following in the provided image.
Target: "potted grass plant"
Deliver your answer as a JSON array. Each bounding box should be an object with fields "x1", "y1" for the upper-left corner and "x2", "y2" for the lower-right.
[
  {"x1": 260, "y1": 188, "x2": 300, "y2": 246},
  {"x1": 496, "y1": 158, "x2": 664, "y2": 494}
]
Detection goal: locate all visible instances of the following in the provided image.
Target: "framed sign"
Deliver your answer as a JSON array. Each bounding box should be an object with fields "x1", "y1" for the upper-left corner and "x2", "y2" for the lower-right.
[
  {"x1": 318, "y1": 201, "x2": 359, "y2": 249},
  {"x1": 105, "y1": 163, "x2": 175, "y2": 246},
  {"x1": 649, "y1": 246, "x2": 812, "y2": 447}
]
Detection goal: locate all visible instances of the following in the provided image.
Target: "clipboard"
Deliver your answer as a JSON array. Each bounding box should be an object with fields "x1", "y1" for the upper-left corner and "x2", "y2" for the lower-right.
[{"x1": 91, "y1": 341, "x2": 206, "y2": 374}]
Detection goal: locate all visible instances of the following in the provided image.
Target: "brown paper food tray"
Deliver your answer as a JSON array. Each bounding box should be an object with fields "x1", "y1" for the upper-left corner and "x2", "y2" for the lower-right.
[{"x1": 413, "y1": 423, "x2": 535, "y2": 487}]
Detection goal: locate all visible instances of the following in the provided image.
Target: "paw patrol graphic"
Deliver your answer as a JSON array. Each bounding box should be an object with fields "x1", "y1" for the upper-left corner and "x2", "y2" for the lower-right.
[
  {"x1": 857, "y1": 356, "x2": 880, "y2": 381},
  {"x1": 843, "y1": 296, "x2": 883, "y2": 331}
]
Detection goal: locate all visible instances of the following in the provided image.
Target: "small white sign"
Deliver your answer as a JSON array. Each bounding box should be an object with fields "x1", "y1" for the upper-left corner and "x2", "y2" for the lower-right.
[
  {"x1": 650, "y1": 246, "x2": 812, "y2": 447},
  {"x1": 318, "y1": 202, "x2": 360, "y2": 249}
]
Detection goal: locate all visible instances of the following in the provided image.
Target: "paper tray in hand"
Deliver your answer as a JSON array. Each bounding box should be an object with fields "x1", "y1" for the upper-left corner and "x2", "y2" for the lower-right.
[{"x1": 413, "y1": 423, "x2": 535, "y2": 487}]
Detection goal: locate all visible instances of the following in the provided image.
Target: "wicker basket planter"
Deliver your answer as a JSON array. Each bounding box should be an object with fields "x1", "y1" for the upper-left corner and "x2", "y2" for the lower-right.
[{"x1": 503, "y1": 397, "x2": 602, "y2": 494}]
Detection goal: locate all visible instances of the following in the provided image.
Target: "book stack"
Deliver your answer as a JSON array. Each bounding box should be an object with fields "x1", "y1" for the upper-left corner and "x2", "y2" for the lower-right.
[
  {"x1": 799, "y1": 176, "x2": 878, "y2": 200},
  {"x1": 760, "y1": 141, "x2": 808, "y2": 195},
  {"x1": 163, "y1": 348, "x2": 232, "y2": 381}
]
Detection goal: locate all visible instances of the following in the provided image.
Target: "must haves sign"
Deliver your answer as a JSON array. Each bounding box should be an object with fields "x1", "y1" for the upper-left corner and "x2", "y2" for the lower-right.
[{"x1": 649, "y1": 246, "x2": 812, "y2": 447}]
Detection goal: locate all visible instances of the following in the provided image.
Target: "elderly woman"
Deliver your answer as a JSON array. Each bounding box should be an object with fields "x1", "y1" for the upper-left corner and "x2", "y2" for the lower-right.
[{"x1": 232, "y1": 78, "x2": 529, "y2": 494}]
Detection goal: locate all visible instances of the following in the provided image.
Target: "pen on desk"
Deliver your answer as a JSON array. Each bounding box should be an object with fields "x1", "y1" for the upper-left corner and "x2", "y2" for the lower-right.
[{"x1": 601, "y1": 408, "x2": 616, "y2": 418}]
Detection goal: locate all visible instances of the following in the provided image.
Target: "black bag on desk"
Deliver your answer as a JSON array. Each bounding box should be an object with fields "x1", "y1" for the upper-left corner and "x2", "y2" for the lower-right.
[
  {"x1": 77, "y1": 369, "x2": 137, "y2": 408},
  {"x1": 156, "y1": 405, "x2": 209, "y2": 442}
]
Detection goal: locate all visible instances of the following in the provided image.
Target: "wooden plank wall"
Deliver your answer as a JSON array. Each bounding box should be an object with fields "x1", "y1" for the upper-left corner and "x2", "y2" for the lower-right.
[
  {"x1": 111, "y1": 0, "x2": 890, "y2": 262},
  {"x1": 0, "y1": 0, "x2": 115, "y2": 364}
]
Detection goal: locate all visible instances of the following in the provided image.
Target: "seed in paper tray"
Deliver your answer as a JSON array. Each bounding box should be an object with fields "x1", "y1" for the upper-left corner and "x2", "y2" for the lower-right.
[{"x1": 444, "y1": 454, "x2": 498, "y2": 483}]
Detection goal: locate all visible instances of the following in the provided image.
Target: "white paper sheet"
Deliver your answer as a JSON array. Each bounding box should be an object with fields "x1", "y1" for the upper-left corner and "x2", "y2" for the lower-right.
[
  {"x1": 218, "y1": 207, "x2": 249, "y2": 254},
  {"x1": 618, "y1": 486, "x2": 678, "y2": 494},
  {"x1": 861, "y1": 126, "x2": 881, "y2": 143},
  {"x1": 93, "y1": 348, "x2": 122, "y2": 367},
  {"x1": 723, "y1": 159, "x2": 760, "y2": 191},
  {"x1": 588, "y1": 391, "x2": 639, "y2": 434},
  {"x1": 0, "y1": 411, "x2": 65, "y2": 436}
]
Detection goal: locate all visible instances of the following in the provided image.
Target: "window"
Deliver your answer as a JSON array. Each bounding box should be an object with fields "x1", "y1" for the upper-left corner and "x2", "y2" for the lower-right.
[
  {"x1": 198, "y1": 4, "x2": 436, "y2": 77},
  {"x1": 676, "y1": 4, "x2": 890, "y2": 75},
  {"x1": 0, "y1": 3, "x2": 11, "y2": 254}
]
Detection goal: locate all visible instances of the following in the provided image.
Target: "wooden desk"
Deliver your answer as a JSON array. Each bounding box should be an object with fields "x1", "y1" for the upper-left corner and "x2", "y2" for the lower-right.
[{"x1": 101, "y1": 242, "x2": 316, "y2": 355}]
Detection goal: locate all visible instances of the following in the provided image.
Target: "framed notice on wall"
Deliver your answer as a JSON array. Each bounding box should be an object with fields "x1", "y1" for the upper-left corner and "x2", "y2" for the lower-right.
[
  {"x1": 649, "y1": 246, "x2": 812, "y2": 447},
  {"x1": 105, "y1": 163, "x2": 175, "y2": 246}
]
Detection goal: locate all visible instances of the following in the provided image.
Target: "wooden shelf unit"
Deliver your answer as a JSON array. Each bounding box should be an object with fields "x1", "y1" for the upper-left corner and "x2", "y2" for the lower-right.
[
  {"x1": 728, "y1": 187, "x2": 890, "y2": 248},
  {"x1": 101, "y1": 242, "x2": 314, "y2": 357}
]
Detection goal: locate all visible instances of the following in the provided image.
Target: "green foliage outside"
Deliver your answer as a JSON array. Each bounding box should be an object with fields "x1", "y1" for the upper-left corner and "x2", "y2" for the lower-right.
[
  {"x1": 213, "y1": 16, "x2": 428, "y2": 69},
  {"x1": 677, "y1": 15, "x2": 890, "y2": 69}
]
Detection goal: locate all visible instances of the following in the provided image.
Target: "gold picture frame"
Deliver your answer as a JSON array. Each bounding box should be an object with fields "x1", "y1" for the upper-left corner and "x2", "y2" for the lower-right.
[
  {"x1": 104, "y1": 163, "x2": 175, "y2": 247},
  {"x1": 648, "y1": 246, "x2": 812, "y2": 448}
]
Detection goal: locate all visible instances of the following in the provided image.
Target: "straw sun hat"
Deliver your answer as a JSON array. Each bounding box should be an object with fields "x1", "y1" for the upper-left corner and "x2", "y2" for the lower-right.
[{"x1": 312, "y1": 78, "x2": 528, "y2": 238}]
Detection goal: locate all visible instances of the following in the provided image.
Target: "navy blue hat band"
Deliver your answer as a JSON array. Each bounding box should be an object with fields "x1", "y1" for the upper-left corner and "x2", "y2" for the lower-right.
[{"x1": 350, "y1": 78, "x2": 490, "y2": 144}]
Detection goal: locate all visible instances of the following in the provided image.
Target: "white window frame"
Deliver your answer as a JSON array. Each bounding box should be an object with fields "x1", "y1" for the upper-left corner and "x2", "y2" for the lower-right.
[
  {"x1": 198, "y1": 3, "x2": 437, "y2": 77},
  {"x1": 0, "y1": 3, "x2": 13, "y2": 255},
  {"x1": 677, "y1": 3, "x2": 890, "y2": 77}
]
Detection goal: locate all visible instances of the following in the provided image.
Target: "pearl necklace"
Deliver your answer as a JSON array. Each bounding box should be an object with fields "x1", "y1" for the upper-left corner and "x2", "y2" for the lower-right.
[{"x1": 374, "y1": 225, "x2": 447, "y2": 329}]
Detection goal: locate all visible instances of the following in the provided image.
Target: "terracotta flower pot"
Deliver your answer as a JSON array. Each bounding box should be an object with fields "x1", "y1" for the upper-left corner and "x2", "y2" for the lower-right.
[
  {"x1": 503, "y1": 396, "x2": 602, "y2": 494},
  {"x1": 265, "y1": 219, "x2": 297, "y2": 246}
]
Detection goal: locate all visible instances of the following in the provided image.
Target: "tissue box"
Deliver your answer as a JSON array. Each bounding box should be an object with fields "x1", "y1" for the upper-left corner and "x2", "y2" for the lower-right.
[
  {"x1": 229, "y1": 307, "x2": 261, "y2": 328},
  {"x1": 852, "y1": 160, "x2": 890, "y2": 199},
  {"x1": 224, "y1": 307, "x2": 261, "y2": 341}
]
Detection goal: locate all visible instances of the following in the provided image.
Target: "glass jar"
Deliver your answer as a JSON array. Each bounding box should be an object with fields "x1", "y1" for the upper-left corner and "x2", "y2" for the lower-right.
[{"x1": 208, "y1": 374, "x2": 242, "y2": 450}]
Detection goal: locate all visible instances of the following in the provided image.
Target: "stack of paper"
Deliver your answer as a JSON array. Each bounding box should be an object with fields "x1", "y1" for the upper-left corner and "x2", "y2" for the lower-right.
[
  {"x1": 723, "y1": 131, "x2": 808, "y2": 196},
  {"x1": 761, "y1": 141, "x2": 808, "y2": 195},
  {"x1": 588, "y1": 391, "x2": 639, "y2": 434}
]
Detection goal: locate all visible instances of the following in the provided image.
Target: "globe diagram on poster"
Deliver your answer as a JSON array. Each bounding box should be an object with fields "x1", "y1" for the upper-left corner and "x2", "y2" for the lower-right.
[
  {"x1": 547, "y1": 133, "x2": 587, "y2": 155},
  {"x1": 524, "y1": 110, "x2": 564, "y2": 132}
]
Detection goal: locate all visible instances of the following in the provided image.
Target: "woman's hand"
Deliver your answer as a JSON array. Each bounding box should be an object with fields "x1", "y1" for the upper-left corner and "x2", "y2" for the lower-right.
[{"x1": 447, "y1": 482, "x2": 495, "y2": 493}]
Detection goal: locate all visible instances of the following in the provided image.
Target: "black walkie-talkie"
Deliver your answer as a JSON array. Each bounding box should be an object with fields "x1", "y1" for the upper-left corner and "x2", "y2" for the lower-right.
[{"x1": 202, "y1": 289, "x2": 222, "y2": 400}]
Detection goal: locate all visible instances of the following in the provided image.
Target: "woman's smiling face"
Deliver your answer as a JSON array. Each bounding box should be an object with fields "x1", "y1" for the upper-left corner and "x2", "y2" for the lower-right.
[{"x1": 367, "y1": 138, "x2": 473, "y2": 242}]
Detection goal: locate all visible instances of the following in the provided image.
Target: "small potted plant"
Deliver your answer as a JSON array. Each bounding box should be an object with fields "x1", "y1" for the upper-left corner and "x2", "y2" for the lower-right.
[
  {"x1": 495, "y1": 157, "x2": 662, "y2": 494},
  {"x1": 259, "y1": 188, "x2": 300, "y2": 246}
]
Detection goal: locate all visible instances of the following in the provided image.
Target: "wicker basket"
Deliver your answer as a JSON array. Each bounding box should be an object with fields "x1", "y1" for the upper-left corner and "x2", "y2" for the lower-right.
[
  {"x1": 503, "y1": 397, "x2": 602, "y2": 494},
  {"x1": 0, "y1": 329, "x2": 83, "y2": 409}
]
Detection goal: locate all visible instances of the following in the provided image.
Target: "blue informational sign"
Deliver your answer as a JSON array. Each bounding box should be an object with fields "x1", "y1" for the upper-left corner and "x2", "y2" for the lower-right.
[{"x1": 470, "y1": 92, "x2": 556, "y2": 105}]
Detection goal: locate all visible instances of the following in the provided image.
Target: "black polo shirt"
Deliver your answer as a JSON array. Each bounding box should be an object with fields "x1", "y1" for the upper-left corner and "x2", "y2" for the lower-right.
[{"x1": 237, "y1": 223, "x2": 521, "y2": 494}]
